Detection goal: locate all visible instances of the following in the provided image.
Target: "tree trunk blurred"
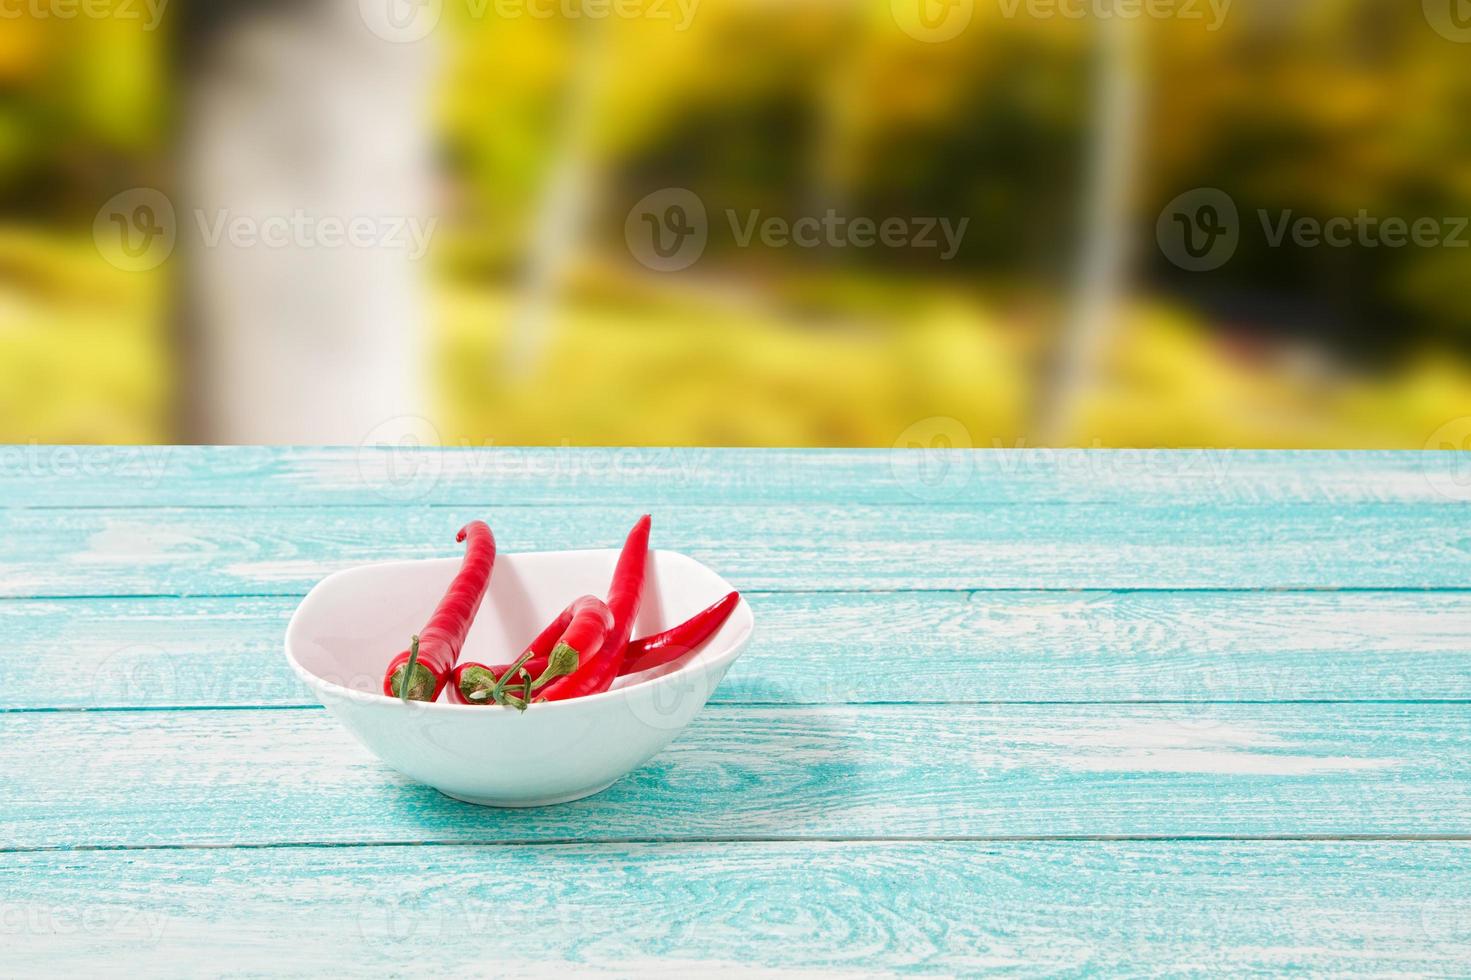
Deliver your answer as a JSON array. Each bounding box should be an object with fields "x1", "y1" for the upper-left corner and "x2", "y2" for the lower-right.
[
  {"x1": 176, "y1": 0, "x2": 435, "y2": 444},
  {"x1": 1038, "y1": 12, "x2": 1142, "y2": 445}
]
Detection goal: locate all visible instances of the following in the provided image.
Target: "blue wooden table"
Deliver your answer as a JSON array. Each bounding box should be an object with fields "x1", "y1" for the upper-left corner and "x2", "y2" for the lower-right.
[{"x1": 3, "y1": 447, "x2": 1470, "y2": 973}]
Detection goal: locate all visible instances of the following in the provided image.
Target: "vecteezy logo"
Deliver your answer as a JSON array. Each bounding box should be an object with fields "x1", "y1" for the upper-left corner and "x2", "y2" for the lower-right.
[
  {"x1": 1420, "y1": 898, "x2": 1471, "y2": 946},
  {"x1": 891, "y1": 416, "x2": 974, "y2": 501},
  {"x1": 359, "y1": 0, "x2": 441, "y2": 43},
  {"x1": 624, "y1": 665, "x2": 720, "y2": 732},
  {"x1": 1156, "y1": 187, "x2": 1240, "y2": 272},
  {"x1": 93, "y1": 188, "x2": 176, "y2": 272},
  {"x1": 625, "y1": 188, "x2": 708, "y2": 272},
  {"x1": 93, "y1": 643, "x2": 176, "y2": 706},
  {"x1": 1424, "y1": 0, "x2": 1471, "y2": 42},
  {"x1": 1423, "y1": 417, "x2": 1471, "y2": 500},
  {"x1": 892, "y1": 0, "x2": 973, "y2": 42},
  {"x1": 358, "y1": 415, "x2": 444, "y2": 502},
  {"x1": 357, "y1": 894, "x2": 429, "y2": 952}
]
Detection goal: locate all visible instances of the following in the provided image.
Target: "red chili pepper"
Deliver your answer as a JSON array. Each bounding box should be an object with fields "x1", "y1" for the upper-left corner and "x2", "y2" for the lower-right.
[
  {"x1": 619, "y1": 591, "x2": 740, "y2": 676},
  {"x1": 456, "y1": 595, "x2": 611, "y2": 708},
  {"x1": 382, "y1": 521, "x2": 496, "y2": 702},
  {"x1": 447, "y1": 603, "x2": 574, "y2": 705},
  {"x1": 538, "y1": 514, "x2": 651, "y2": 703}
]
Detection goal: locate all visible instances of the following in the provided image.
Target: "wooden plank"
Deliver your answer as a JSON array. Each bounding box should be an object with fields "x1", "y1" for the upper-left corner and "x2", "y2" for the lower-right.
[
  {"x1": 5, "y1": 591, "x2": 1470, "y2": 710},
  {"x1": 0, "y1": 447, "x2": 1466, "y2": 508},
  {"x1": 2, "y1": 501, "x2": 1469, "y2": 597},
  {"x1": 5, "y1": 704, "x2": 1469, "y2": 849},
  {"x1": 3, "y1": 841, "x2": 1469, "y2": 974}
]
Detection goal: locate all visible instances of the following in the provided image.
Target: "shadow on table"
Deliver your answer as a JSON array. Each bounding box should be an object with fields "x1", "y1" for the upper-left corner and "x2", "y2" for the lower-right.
[{"x1": 382, "y1": 707, "x2": 861, "y2": 841}]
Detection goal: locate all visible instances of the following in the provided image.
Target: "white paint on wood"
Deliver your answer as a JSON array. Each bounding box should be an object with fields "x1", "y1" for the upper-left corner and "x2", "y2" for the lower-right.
[
  {"x1": 4, "y1": 842, "x2": 1469, "y2": 974},
  {"x1": 4, "y1": 704, "x2": 1466, "y2": 849}
]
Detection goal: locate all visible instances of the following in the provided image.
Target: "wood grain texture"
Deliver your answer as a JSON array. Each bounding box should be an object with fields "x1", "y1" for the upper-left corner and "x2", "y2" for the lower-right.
[
  {"x1": 3, "y1": 501, "x2": 1470, "y2": 597},
  {"x1": 6, "y1": 590, "x2": 1470, "y2": 710},
  {"x1": 1, "y1": 446, "x2": 1467, "y2": 507},
  {"x1": 6, "y1": 704, "x2": 1470, "y2": 849},
  {"x1": 3, "y1": 448, "x2": 1468, "y2": 975},
  {"x1": 4, "y1": 841, "x2": 1469, "y2": 975}
]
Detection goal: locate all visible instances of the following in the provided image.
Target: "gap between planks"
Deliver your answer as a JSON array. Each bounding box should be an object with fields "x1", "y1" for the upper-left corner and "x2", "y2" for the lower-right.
[
  {"x1": 9, "y1": 833, "x2": 1471, "y2": 855},
  {"x1": 6, "y1": 699, "x2": 1471, "y2": 716},
  {"x1": 5, "y1": 586, "x2": 1471, "y2": 602}
]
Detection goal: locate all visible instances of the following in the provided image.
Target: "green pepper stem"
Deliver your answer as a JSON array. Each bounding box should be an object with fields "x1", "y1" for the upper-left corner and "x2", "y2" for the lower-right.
[
  {"x1": 398, "y1": 635, "x2": 422, "y2": 703},
  {"x1": 488, "y1": 650, "x2": 535, "y2": 705},
  {"x1": 528, "y1": 642, "x2": 580, "y2": 693}
]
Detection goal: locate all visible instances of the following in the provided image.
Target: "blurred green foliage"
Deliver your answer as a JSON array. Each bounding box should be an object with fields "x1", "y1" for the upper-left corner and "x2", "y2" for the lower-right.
[
  {"x1": 0, "y1": 17, "x2": 168, "y2": 443},
  {"x1": 2, "y1": 1, "x2": 1469, "y2": 446}
]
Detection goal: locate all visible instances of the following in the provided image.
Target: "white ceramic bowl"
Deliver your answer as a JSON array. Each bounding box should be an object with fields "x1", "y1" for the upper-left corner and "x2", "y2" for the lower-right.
[{"x1": 285, "y1": 549, "x2": 753, "y2": 806}]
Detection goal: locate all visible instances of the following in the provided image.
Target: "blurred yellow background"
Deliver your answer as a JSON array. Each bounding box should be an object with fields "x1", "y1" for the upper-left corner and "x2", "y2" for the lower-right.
[{"x1": 2, "y1": 1, "x2": 1470, "y2": 447}]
